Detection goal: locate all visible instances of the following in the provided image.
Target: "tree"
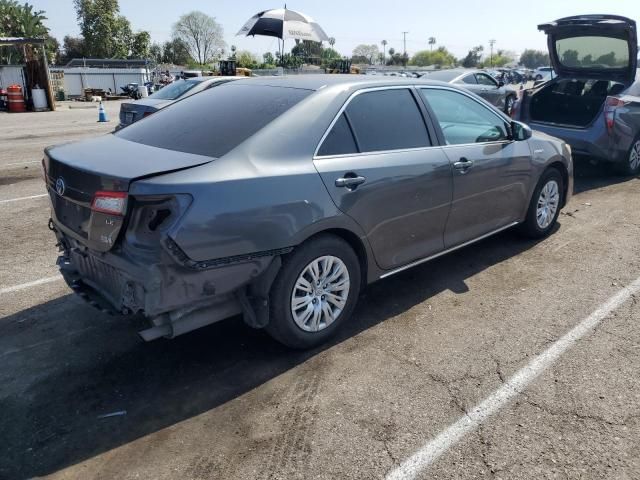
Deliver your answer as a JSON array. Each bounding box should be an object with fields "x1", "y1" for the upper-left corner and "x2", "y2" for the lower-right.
[
  {"x1": 519, "y1": 49, "x2": 550, "y2": 69},
  {"x1": 410, "y1": 46, "x2": 456, "y2": 67},
  {"x1": 161, "y1": 38, "x2": 192, "y2": 65},
  {"x1": 262, "y1": 52, "x2": 275, "y2": 66},
  {"x1": 479, "y1": 49, "x2": 515, "y2": 68},
  {"x1": 352, "y1": 44, "x2": 379, "y2": 64},
  {"x1": 73, "y1": 0, "x2": 133, "y2": 58},
  {"x1": 236, "y1": 50, "x2": 258, "y2": 69},
  {"x1": 59, "y1": 35, "x2": 85, "y2": 63},
  {"x1": 130, "y1": 30, "x2": 150, "y2": 59},
  {"x1": 173, "y1": 11, "x2": 225, "y2": 65},
  {"x1": 0, "y1": 0, "x2": 52, "y2": 63},
  {"x1": 328, "y1": 37, "x2": 335, "y2": 48},
  {"x1": 149, "y1": 42, "x2": 163, "y2": 63},
  {"x1": 428, "y1": 36, "x2": 436, "y2": 51},
  {"x1": 461, "y1": 45, "x2": 484, "y2": 68},
  {"x1": 381, "y1": 39, "x2": 387, "y2": 64}
]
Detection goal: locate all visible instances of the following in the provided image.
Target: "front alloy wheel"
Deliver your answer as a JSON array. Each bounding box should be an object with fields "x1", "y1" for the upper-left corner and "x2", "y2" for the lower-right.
[
  {"x1": 536, "y1": 179, "x2": 560, "y2": 229},
  {"x1": 291, "y1": 256, "x2": 350, "y2": 332},
  {"x1": 519, "y1": 167, "x2": 564, "y2": 239}
]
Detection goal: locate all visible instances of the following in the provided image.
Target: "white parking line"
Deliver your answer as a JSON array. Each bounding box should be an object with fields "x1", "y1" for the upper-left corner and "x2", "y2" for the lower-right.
[
  {"x1": 0, "y1": 275, "x2": 62, "y2": 295},
  {"x1": 386, "y1": 275, "x2": 640, "y2": 480},
  {"x1": 0, "y1": 193, "x2": 47, "y2": 205}
]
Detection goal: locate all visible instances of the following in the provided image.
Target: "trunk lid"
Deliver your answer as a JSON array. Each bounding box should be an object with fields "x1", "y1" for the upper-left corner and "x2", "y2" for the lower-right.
[
  {"x1": 45, "y1": 134, "x2": 213, "y2": 251},
  {"x1": 538, "y1": 15, "x2": 637, "y2": 83},
  {"x1": 119, "y1": 99, "x2": 170, "y2": 126}
]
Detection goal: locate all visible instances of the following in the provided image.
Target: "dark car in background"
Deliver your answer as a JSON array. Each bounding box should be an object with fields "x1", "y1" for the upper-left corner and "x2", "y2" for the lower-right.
[
  {"x1": 423, "y1": 69, "x2": 519, "y2": 115},
  {"x1": 515, "y1": 15, "x2": 640, "y2": 175},
  {"x1": 117, "y1": 76, "x2": 241, "y2": 129},
  {"x1": 45, "y1": 76, "x2": 572, "y2": 349}
]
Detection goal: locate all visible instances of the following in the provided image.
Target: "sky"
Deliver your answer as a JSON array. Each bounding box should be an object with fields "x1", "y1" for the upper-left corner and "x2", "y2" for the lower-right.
[{"x1": 31, "y1": 0, "x2": 640, "y2": 60}]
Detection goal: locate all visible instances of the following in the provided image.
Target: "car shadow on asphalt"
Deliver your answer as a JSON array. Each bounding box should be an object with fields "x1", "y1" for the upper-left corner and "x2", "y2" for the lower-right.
[
  {"x1": 0, "y1": 228, "x2": 555, "y2": 479},
  {"x1": 0, "y1": 171, "x2": 622, "y2": 479},
  {"x1": 572, "y1": 159, "x2": 638, "y2": 195}
]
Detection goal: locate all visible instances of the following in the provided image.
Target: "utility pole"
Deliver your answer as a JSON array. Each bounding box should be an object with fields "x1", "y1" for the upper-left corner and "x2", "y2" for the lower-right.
[
  {"x1": 489, "y1": 39, "x2": 496, "y2": 67},
  {"x1": 402, "y1": 31, "x2": 409, "y2": 67}
]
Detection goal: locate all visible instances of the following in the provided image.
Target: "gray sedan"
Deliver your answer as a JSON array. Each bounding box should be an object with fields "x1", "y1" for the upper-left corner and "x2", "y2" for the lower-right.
[
  {"x1": 117, "y1": 76, "x2": 241, "y2": 129},
  {"x1": 423, "y1": 68, "x2": 519, "y2": 115},
  {"x1": 44, "y1": 76, "x2": 572, "y2": 349}
]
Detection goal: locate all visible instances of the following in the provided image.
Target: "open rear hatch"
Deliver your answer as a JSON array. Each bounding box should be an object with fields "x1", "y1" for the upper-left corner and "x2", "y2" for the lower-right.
[
  {"x1": 45, "y1": 134, "x2": 212, "y2": 252},
  {"x1": 538, "y1": 14, "x2": 637, "y2": 83}
]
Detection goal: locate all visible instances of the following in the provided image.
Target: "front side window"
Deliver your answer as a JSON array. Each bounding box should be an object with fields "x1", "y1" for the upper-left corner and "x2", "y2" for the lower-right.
[
  {"x1": 343, "y1": 89, "x2": 430, "y2": 153},
  {"x1": 475, "y1": 73, "x2": 497, "y2": 86},
  {"x1": 420, "y1": 88, "x2": 509, "y2": 145}
]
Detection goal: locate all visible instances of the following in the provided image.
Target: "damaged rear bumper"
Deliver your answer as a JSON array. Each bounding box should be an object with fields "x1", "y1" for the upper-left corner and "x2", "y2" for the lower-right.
[{"x1": 56, "y1": 239, "x2": 284, "y2": 341}]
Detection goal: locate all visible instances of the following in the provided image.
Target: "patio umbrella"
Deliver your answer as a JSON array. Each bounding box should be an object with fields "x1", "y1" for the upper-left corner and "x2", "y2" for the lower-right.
[{"x1": 237, "y1": 7, "x2": 330, "y2": 65}]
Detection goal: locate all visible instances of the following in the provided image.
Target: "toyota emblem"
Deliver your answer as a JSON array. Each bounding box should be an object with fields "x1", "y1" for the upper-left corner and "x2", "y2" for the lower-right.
[{"x1": 55, "y1": 177, "x2": 66, "y2": 196}]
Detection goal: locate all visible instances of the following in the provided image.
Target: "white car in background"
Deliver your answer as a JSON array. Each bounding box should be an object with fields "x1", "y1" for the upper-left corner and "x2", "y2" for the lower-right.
[{"x1": 534, "y1": 66, "x2": 556, "y2": 82}]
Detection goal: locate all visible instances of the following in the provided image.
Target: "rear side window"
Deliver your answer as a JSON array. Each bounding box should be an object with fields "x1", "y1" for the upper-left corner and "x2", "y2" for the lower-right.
[
  {"x1": 344, "y1": 89, "x2": 430, "y2": 152},
  {"x1": 317, "y1": 114, "x2": 357, "y2": 156},
  {"x1": 462, "y1": 75, "x2": 477, "y2": 85},
  {"x1": 116, "y1": 85, "x2": 310, "y2": 157}
]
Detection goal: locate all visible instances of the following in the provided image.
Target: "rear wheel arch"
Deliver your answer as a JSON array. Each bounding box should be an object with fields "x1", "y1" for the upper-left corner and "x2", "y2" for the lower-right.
[{"x1": 294, "y1": 228, "x2": 369, "y2": 288}]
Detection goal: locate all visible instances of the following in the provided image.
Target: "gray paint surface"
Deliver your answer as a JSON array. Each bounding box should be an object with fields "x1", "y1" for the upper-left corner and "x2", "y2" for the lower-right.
[{"x1": 46, "y1": 75, "x2": 573, "y2": 331}]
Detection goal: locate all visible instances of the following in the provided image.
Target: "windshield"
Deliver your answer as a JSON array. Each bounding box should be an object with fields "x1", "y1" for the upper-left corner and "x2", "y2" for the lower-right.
[
  {"x1": 556, "y1": 36, "x2": 630, "y2": 69},
  {"x1": 149, "y1": 79, "x2": 201, "y2": 100}
]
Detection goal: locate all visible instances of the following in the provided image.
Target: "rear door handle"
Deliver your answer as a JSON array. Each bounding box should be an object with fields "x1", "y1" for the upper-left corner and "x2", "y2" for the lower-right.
[
  {"x1": 335, "y1": 175, "x2": 366, "y2": 189},
  {"x1": 453, "y1": 158, "x2": 474, "y2": 173}
]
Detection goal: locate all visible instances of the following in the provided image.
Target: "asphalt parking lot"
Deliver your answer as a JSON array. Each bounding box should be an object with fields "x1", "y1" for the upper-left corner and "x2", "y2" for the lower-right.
[{"x1": 1, "y1": 104, "x2": 640, "y2": 479}]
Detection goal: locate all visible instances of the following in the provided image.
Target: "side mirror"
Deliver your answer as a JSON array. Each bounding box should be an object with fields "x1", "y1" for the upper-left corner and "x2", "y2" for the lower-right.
[
  {"x1": 511, "y1": 121, "x2": 532, "y2": 141},
  {"x1": 498, "y1": 80, "x2": 505, "y2": 88}
]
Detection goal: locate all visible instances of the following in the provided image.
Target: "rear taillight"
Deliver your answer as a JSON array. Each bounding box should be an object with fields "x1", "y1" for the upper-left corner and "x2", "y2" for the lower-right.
[
  {"x1": 91, "y1": 191, "x2": 128, "y2": 216},
  {"x1": 604, "y1": 96, "x2": 625, "y2": 132}
]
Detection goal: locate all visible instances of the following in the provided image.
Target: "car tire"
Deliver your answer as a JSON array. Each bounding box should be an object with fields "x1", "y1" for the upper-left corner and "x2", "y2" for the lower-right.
[
  {"x1": 266, "y1": 234, "x2": 361, "y2": 349},
  {"x1": 535, "y1": 74, "x2": 543, "y2": 81},
  {"x1": 613, "y1": 137, "x2": 640, "y2": 176},
  {"x1": 518, "y1": 168, "x2": 564, "y2": 239},
  {"x1": 505, "y1": 95, "x2": 516, "y2": 115}
]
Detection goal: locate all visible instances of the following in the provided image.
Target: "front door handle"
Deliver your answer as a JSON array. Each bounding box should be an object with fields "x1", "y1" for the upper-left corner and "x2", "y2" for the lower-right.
[
  {"x1": 335, "y1": 175, "x2": 366, "y2": 189},
  {"x1": 453, "y1": 158, "x2": 474, "y2": 173}
]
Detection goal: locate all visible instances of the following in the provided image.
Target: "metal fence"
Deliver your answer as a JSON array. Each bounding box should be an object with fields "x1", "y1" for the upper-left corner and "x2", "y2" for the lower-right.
[{"x1": 52, "y1": 67, "x2": 150, "y2": 97}]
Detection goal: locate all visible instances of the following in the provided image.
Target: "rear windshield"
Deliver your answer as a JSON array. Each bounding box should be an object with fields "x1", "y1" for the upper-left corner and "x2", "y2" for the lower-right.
[
  {"x1": 115, "y1": 84, "x2": 311, "y2": 157},
  {"x1": 149, "y1": 79, "x2": 201, "y2": 100},
  {"x1": 556, "y1": 36, "x2": 630, "y2": 69}
]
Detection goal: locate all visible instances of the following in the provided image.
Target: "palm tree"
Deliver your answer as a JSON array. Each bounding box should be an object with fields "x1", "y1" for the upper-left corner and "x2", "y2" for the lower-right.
[
  {"x1": 428, "y1": 37, "x2": 436, "y2": 51},
  {"x1": 328, "y1": 37, "x2": 335, "y2": 48},
  {"x1": 381, "y1": 39, "x2": 387, "y2": 65}
]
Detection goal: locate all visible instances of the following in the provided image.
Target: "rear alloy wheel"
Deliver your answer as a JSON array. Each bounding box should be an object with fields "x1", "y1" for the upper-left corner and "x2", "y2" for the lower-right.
[
  {"x1": 505, "y1": 95, "x2": 516, "y2": 115},
  {"x1": 267, "y1": 235, "x2": 361, "y2": 349},
  {"x1": 519, "y1": 168, "x2": 563, "y2": 239},
  {"x1": 614, "y1": 138, "x2": 640, "y2": 176}
]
